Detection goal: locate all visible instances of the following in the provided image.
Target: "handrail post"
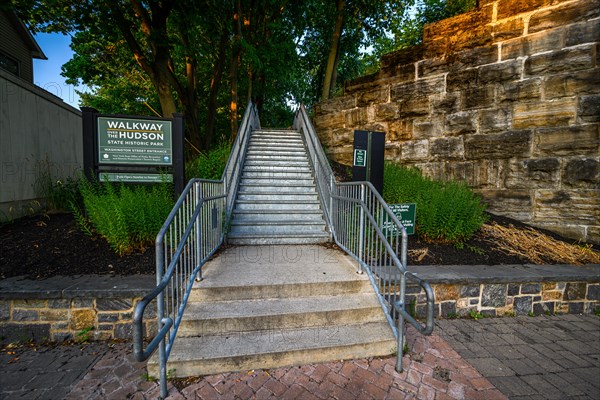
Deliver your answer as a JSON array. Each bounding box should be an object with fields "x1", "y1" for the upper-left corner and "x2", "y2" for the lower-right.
[
  {"x1": 396, "y1": 272, "x2": 407, "y2": 372},
  {"x1": 156, "y1": 242, "x2": 168, "y2": 398},
  {"x1": 357, "y1": 184, "x2": 365, "y2": 274}
]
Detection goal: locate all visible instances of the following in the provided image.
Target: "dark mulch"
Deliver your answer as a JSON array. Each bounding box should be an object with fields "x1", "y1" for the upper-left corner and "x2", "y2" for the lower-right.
[{"x1": 0, "y1": 209, "x2": 590, "y2": 281}]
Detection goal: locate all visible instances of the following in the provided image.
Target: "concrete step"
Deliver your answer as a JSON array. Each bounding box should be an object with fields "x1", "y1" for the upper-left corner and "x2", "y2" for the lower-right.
[
  {"x1": 244, "y1": 159, "x2": 310, "y2": 167},
  {"x1": 227, "y1": 232, "x2": 330, "y2": 245},
  {"x1": 236, "y1": 192, "x2": 319, "y2": 202},
  {"x1": 240, "y1": 178, "x2": 315, "y2": 186},
  {"x1": 234, "y1": 199, "x2": 321, "y2": 211},
  {"x1": 179, "y1": 293, "x2": 383, "y2": 335},
  {"x1": 241, "y1": 170, "x2": 314, "y2": 179},
  {"x1": 150, "y1": 321, "x2": 395, "y2": 377},
  {"x1": 246, "y1": 149, "x2": 307, "y2": 157},
  {"x1": 247, "y1": 145, "x2": 306, "y2": 152},
  {"x1": 238, "y1": 184, "x2": 317, "y2": 193},
  {"x1": 231, "y1": 214, "x2": 324, "y2": 225},
  {"x1": 250, "y1": 138, "x2": 304, "y2": 145},
  {"x1": 229, "y1": 222, "x2": 326, "y2": 235}
]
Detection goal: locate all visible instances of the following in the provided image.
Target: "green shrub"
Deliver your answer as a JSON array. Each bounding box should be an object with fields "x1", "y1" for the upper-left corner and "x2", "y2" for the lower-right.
[
  {"x1": 187, "y1": 143, "x2": 232, "y2": 180},
  {"x1": 35, "y1": 161, "x2": 82, "y2": 212},
  {"x1": 383, "y1": 162, "x2": 487, "y2": 245},
  {"x1": 77, "y1": 177, "x2": 174, "y2": 255}
]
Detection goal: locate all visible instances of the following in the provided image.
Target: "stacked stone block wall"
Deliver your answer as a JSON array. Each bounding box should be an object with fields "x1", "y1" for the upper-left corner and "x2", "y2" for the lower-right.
[
  {"x1": 409, "y1": 281, "x2": 599, "y2": 319},
  {"x1": 313, "y1": 0, "x2": 600, "y2": 243},
  {"x1": 0, "y1": 296, "x2": 156, "y2": 343}
]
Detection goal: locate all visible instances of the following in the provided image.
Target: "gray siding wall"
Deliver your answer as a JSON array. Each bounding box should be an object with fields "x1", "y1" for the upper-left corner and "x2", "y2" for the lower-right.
[
  {"x1": 0, "y1": 69, "x2": 82, "y2": 219},
  {"x1": 0, "y1": 11, "x2": 34, "y2": 83}
]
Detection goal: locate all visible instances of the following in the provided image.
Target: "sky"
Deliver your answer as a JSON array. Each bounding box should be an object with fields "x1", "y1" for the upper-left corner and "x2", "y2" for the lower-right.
[{"x1": 32, "y1": 32, "x2": 84, "y2": 108}]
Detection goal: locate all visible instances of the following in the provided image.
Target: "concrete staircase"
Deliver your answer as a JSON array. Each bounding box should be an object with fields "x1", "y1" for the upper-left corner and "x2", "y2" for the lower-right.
[
  {"x1": 148, "y1": 246, "x2": 396, "y2": 378},
  {"x1": 227, "y1": 129, "x2": 330, "y2": 245}
]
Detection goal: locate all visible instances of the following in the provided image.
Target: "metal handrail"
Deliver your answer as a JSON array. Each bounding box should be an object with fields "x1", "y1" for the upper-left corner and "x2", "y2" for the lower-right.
[
  {"x1": 133, "y1": 102, "x2": 259, "y2": 399},
  {"x1": 293, "y1": 104, "x2": 435, "y2": 372}
]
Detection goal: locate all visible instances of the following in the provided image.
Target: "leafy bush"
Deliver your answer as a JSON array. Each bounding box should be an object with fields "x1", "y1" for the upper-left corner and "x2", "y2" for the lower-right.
[
  {"x1": 383, "y1": 162, "x2": 487, "y2": 245},
  {"x1": 187, "y1": 143, "x2": 232, "y2": 180},
  {"x1": 35, "y1": 161, "x2": 82, "y2": 212},
  {"x1": 77, "y1": 177, "x2": 174, "y2": 255}
]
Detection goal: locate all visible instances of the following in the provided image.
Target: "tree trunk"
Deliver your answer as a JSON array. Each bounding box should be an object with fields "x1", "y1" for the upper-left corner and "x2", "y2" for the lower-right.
[
  {"x1": 205, "y1": 31, "x2": 229, "y2": 148},
  {"x1": 322, "y1": 0, "x2": 345, "y2": 101},
  {"x1": 230, "y1": 0, "x2": 242, "y2": 141}
]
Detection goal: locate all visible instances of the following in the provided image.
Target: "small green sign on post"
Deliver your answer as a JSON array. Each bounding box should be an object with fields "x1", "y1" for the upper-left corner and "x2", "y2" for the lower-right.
[
  {"x1": 382, "y1": 203, "x2": 417, "y2": 235},
  {"x1": 354, "y1": 148, "x2": 367, "y2": 167}
]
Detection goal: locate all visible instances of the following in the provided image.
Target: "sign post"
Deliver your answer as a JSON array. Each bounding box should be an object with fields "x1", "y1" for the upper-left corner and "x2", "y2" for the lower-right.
[
  {"x1": 352, "y1": 130, "x2": 385, "y2": 194},
  {"x1": 81, "y1": 108, "x2": 185, "y2": 196}
]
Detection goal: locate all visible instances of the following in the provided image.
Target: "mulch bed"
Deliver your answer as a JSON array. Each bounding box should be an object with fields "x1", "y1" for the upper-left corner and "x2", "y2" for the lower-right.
[{"x1": 1, "y1": 210, "x2": 591, "y2": 281}]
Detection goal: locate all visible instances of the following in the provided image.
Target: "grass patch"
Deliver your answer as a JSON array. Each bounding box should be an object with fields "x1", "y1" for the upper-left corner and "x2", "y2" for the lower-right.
[
  {"x1": 481, "y1": 223, "x2": 600, "y2": 265},
  {"x1": 383, "y1": 162, "x2": 487, "y2": 245}
]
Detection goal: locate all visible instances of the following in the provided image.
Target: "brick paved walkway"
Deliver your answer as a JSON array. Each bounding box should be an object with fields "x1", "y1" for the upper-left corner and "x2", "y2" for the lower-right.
[
  {"x1": 66, "y1": 325, "x2": 505, "y2": 400},
  {"x1": 436, "y1": 314, "x2": 600, "y2": 400}
]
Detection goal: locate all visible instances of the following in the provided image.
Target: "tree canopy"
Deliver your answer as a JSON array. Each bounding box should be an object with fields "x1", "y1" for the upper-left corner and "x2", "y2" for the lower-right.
[{"x1": 10, "y1": 0, "x2": 476, "y2": 151}]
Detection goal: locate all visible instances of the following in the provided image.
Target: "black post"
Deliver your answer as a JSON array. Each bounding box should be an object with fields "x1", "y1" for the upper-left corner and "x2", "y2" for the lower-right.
[
  {"x1": 81, "y1": 107, "x2": 98, "y2": 181},
  {"x1": 352, "y1": 130, "x2": 385, "y2": 195},
  {"x1": 172, "y1": 113, "x2": 185, "y2": 196}
]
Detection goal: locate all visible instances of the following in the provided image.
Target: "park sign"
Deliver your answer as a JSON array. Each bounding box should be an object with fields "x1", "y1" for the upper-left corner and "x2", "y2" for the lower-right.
[
  {"x1": 382, "y1": 203, "x2": 416, "y2": 236},
  {"x1": 82, "y1": 108, "x2": 185, "y2": 195},
  {"x1": 97, "y1": 117, "x2": 172, "y2": 165}
]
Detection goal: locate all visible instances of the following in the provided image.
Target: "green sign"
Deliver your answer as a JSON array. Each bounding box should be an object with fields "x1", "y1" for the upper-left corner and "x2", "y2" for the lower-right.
[
  {"x1": 354, "y1": 149, "x2": 367, "y2": 167},
  {"x1": 100, "y1": 173, "x2": 173, "y2": 183},
  {"x1": 97, "y1": 117, "x2": 172, "y2": 165},
  {"x1": 382, "y1": 203, "x2": 416, "y2": 235}
]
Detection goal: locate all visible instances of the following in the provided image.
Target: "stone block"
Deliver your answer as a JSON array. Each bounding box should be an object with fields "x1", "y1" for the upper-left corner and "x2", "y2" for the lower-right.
[
  {"x1": 501, "y1": 29, "x2": 563, "y2": 61},
  {"x1": 493, "y1": 15, "x2": 525, "y2": 41},
  {"x1": 375, "y1": 103, "x2": 398, "y2": 121},
  {"x1": 444, "y1": 162, "x2": 478, "y2": 187},
  {"x1": 423, "y1": 9, "x2": 493, "y2": 54},
  {"x1": 461, "y1": 285, "x2": 480, "y2": 297},
  {"x1": 401, "y1": 140, "x2": 429, "y2": 162},
  {"x1": 441, "y1": 302, "x2": 457, "y2": 317},
  {"x1": 496, "y1": 0, "x2": 545, "y2": 20},
  {"x1": 462, "y1": 86, "x2": 495, "y2": 110},
  {"x1": 415, "y1": 161, "x2": 445, "y2": 181},
  {"x1": 413, "y1": 115, "x2": 444, "y2": 139},
  {"x1": 314, "y1": 96, "x2": 356, "y2": 114},
  {"x1": 419, "y1": 46, "x2": 498, "y2": 78},
  {"x1": 505, "y1": 158, "x2": 560, "y2": 189},
  {"x1": 542, "y1": 282, "x2": 557, "y2": 291},
  {"x1": 431, "y1": 93, "x2": 459, "y2": 114},
  {"x1": 479, "y1": 108, "x2": 511, "y2": 132},
  {"x1": 0, "y1": 301, "x2": 10, "y2": 321},
  {"x1": 39, "y1": 309, "x2": 68, "y2": 322},
  {"x1": 542, "y1": 291, "x2": 563, "y2": 301},
  {"x1": 445, "y1": 111, "x2": 476, "y2": 135},
  {"x1": 563, "y1": 158, "x2": 599, "y2": 188},
  {"x1": 96, "y1": 298, "x2": 133, "y2": 311},
  {"x1": 430, "y1": 137, "x2": 464, "y2": 161},
  {"x1": 587, "y1": 227, "x2": 600, "y2": 244},
  {"x1": 70, "y1": 309, "x2": 97, "y2": 331},
  {"x1": 533, "y1": 125, "x2": 599, "y2": 156},
  {"x1": 528, "y1": 0, "x2": 600, "y2": 34},
  {"x1": 513, "y1": 98, "x2": 576, "y2": 128},
  {"x1": 385, "y1": 143, "x2": 402, "y2": 161},
  {"x1": 0, "y1": 323, "x2": 51, "y2": 344},
  {"x1": 524, "y1": 46, "x2": 594, "y2": 77},
  {"x1": 521, "y1": 283, "x2": 542, "y2": 294},
  {"x1": 434, "y1": 284, "x2": 461, "y2": 301},
  {"x1": 545, "y1": 69, "x2": 600, "y2": 99},
  {"x1": 13, "y1": 299, "x2": 46, "y2": 309},
  {"x1": 380, "y1": 63, "x2": 416, "y2": 83},
  {"x1": 314, "y1": 111, "x2": 345, "y2": 130},
  {"x1": 479, "y1": 60, "x2": 522, "y2": 84},
  {"x1": 481, "y1": 284, "x2": 508, "y2": 307},
  {"x1": 344, "y1": 73, "x2": 379, "y2": 94},
  {"x1": 534, "y1": 223, "x2": 588, "y2": 243},
  {"x1": 508, "y1": 284, "x2": 520, "y2": 296},
  {"x1": 387, "y1": 120, "x2": 412, "y2": 141},
  {"x1": 329, "y1": 128, "x2": 353, "y2": 147},
  {"x1": 514, "y1": 296, "x2": 533, "y2": 315},
  {"x1": 565, "y1": 282, "x2": 587, "y2": 300},
  {"x1": 478, "y1": 190, "x2": 532, "y2": 221},
  {"x1": 497, "y1": 79, "x2": 542, "y2": 103},
  {"x1": 71, "y1": 298, "x2": 94, "y2": 308},
  {"x1": 344, "y1": 108, "x2": 368, "y2": 127},
  {"x1": 533, "y1": 302, "x2": 555, "y2": 316},
  {"x1": 12, "y1": 309, "x2": 38, "y2": 321},
  {"x1": 568, "y1": 302, "x2": 584, "y2": 314},
  {"x1": 578, "y1": 94, "x2": 600, "y2": 123},
  {"x1": 534, "y1": 190, "x2": 600, "y2": 225},
  {"x1": 566, "y1": 19, "x2": 600, "y2": 47},
  {"x1": 357, "y1": 87, "x2": 389, "y2": 107},
  {"x1": 464, "y1": 130, "x2": 531, "y2": 160},
  {"x1": 98, "y1": 313, "x2": 119, "y2": 323},
  {"x1": 391, "y1": 76, "x2": 445, "y2": 101},
  {"x1": 48, "y1": 299, "x2": 69, "y2": 309},
  {"x1": 114, "y1": 323, "x2": 133, "y2": 339},
  {"x1": 587, "y1": 285, "x2": 600, "y2": 300},
  {"x1": 381, "y1": 46, "x2": 423, "y2": 70},
  {"x1": 397, "y1": 96, "x2": 430, "y2": 117},
  {"x1": 447, "y1": 68, "x2": 479, "y2": 92}
]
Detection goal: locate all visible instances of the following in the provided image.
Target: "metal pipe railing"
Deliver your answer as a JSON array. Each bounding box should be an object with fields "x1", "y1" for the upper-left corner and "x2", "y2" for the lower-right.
[
  {"x1": 133, "y1": 102, "x2": 259, "y2": 399},
  {"x1": 293, "y1": 104, "x2": 435, "y2": 372}
]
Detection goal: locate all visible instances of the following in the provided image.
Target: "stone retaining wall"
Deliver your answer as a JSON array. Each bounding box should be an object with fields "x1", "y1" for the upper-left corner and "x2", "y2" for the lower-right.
[
  {"x1": 313, "y1": 0, "x2": 600, "y2": 243},
  {"x1": 0, "y1": 296, "x2": 156, "y2": 343},
  {"x1": 410, "y1": 281, "x2": 599, "y2": 319}
]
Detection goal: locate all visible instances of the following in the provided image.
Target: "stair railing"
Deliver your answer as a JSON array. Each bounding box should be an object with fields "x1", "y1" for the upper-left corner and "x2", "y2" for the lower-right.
[
  {"x1": 294, "y1": 104, "x2": 435, "y2": 372},
  {"x1": 133, "y1": 102, "x2": 259, "y2": 399}
]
